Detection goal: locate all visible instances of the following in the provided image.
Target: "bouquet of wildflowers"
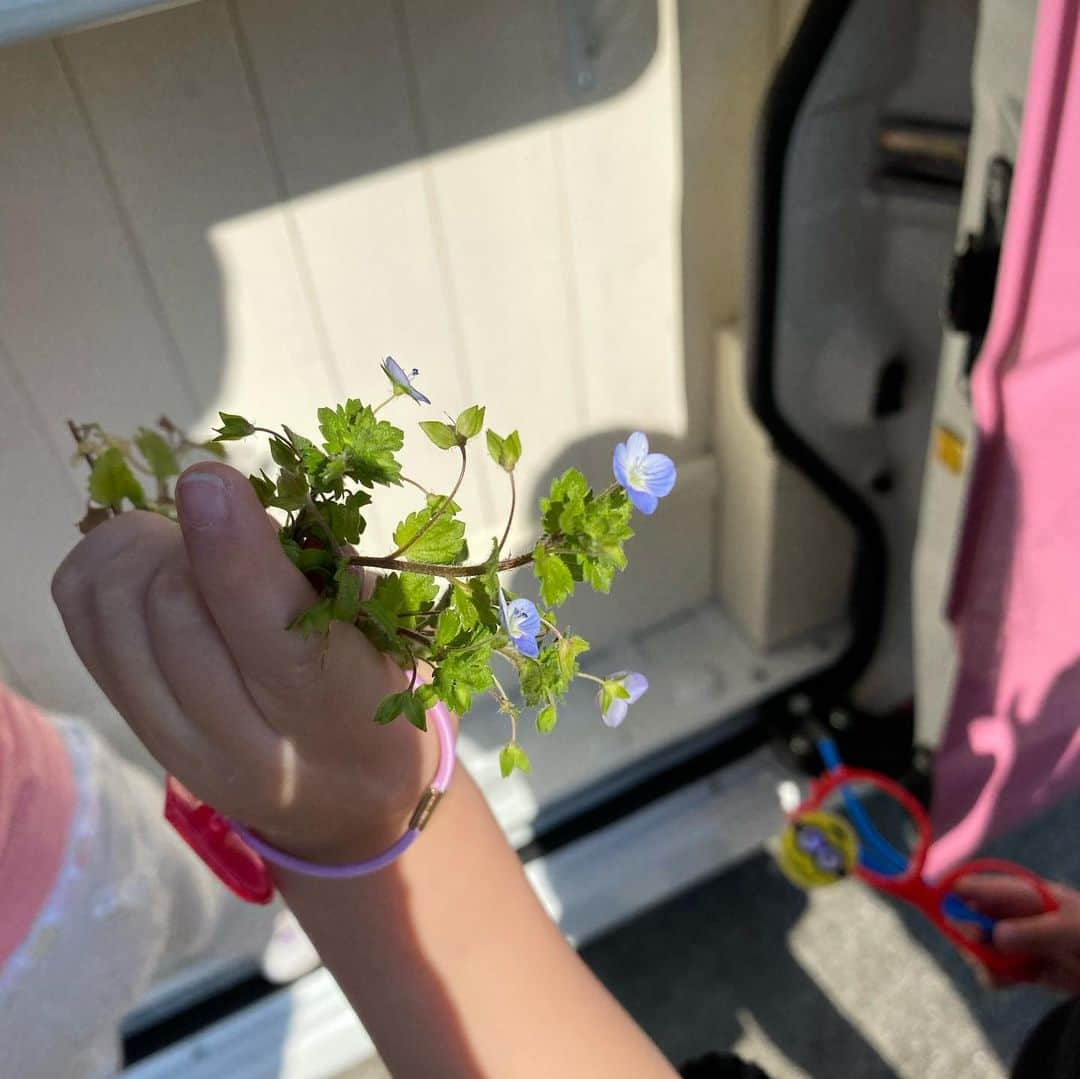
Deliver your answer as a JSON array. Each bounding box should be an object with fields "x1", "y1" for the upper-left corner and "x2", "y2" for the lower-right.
[{"x1": 68, "y1": 359, "x2": 676, "y2": 775}]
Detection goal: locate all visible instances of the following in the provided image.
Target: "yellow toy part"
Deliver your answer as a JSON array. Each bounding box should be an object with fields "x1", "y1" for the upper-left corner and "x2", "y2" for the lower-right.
[{"x1": 776, "y1": 809, "x2": 859, "y2": 889}]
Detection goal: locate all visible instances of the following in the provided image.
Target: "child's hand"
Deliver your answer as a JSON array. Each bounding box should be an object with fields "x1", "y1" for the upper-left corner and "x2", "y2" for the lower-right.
[
  {"x1": 52, "y1": 462, "x2": 443, "y2": 865},
  {"x1": 953, "y1": 875, "x2": 1080, "y2": 992}
]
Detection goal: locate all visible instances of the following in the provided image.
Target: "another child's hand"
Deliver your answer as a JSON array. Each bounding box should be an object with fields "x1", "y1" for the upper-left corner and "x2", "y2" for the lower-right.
[
  {"x1": 953, "y1": 875, "x2": 1080, "y2": 992},
  {"x1": 52, "y1": 462, "x2": 443, "y2": 865}
]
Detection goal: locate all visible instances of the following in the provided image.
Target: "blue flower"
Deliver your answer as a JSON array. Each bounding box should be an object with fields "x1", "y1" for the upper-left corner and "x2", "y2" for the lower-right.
[
  {"x1": 598, "y1": 671, "x2": 648, "y2": 728},
  {"x1": 612, "y1": 432, "x2": 676, "y2": 515},
  {"x1": 498, "y1": 589, "x2": 541, "y2": 659},
  {"x1": 381, "y1": 356, "x2": 431, "y2": 405}
]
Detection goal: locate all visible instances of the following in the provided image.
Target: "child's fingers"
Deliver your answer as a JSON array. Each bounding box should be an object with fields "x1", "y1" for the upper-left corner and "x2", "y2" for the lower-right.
[
  {"x1": 952, "y1": 874, "x2": 1054, "y2": 918},
  {"x1": 175, "y1": 464, "x2": 329, "y2": 708},
  {"x1": 145, "y1": 551, "x2": 283, "y2": 789},
  {"x1": 995, "y1": 911, "x2": 1080, "y2": 956},
  {"x1": 52, "y1": 511, "x2": 218, "y2": 778}
]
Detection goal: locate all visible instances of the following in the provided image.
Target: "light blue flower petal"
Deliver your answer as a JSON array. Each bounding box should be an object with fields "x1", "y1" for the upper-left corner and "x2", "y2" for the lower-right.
[
  {"x1": 383, "y1": 356, "x2": 409, "y2": 385},
  {"x1": 514, "y1": 632, "x2": 540, "y2": 659},
  {"x1": 509, "y1": 598, "x2": 542, "y2": 638},
  {"x1": 625, "y1": 431, "x2": 649, "y2": 461},
  {"x1": 382, "y1": 356, "x2": 430, "y2": 405},
  {"x1": 626, "y1": 486, "x2": 659, "y2": 515},
  {"x1": 640, "y1": 452, "x2": 677, "y2": 497},
  {"x1": 622, "y1": 671, "x2": 649, "y2": 703},
  {"x1": 497, "y1": 587, "x2": 512, "y2": 632},
  {"x1": 613, "y1": 442, "x2": 630, "y2": 488},
  {"x1": 601, "y1": 694, "x2": 630, "y2": 728}
]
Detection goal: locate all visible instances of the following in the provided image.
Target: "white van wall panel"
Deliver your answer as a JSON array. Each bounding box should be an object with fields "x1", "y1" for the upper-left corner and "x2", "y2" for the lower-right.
[{"x1": 0, "y1": 0, "x2": 779, "y2": 737}]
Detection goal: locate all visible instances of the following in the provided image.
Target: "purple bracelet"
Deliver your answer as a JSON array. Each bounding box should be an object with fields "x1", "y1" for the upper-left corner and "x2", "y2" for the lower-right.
[{"x1": 230, "y1": 700, "x2": 457, "y2": 879}]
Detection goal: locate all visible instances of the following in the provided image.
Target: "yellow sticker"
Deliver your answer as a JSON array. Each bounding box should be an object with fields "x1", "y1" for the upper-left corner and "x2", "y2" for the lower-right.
[
  {"x1": 776, "y1": 810, "x2": 859, "y2": 889},
  {"x1": 935, "y1": 425, "x2": 966, "y2": 475}
]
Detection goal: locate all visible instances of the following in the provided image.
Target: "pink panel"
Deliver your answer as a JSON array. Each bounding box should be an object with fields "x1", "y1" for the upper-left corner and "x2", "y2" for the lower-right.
[{"x1": 929, "y1": 0, "x2": 1080, "y2": 876}]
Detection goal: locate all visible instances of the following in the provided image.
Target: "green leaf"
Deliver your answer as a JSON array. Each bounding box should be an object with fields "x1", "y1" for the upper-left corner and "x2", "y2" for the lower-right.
[
  {"x1": 361, "y1": 572, "x2": 439, "y2": 640},
  {"x1": 403, "y1": 691, "x2": 428, "y2": 731},
  {"x1": 392, "y1": 506, "x2": 466, "y2": 564},
  {"x1": 519, "y1": 634, "x2": 590, "y2": 708},
  {"x1": 486, "y1": 429, "x2": 505, "y2": 466},
  {"x1": 374, "y1": 691, "x2": 411, "y2": 726},
  {"x1": 273, "y1": 468, "x2": 309, "y2": 511},
  {"x1": 333, "y1": 566, "x2": 363, "y2": 624},
  {"x1": 503, "y1": 430, "x2": 522, "y2": 470},
  {"x1": 269, "y1": 437, "x2": 297, "y2": 469},
  {"x1": 324, "y1": 490, "x2": 371, "y2": 546},
  {"x1": 248, "y1": 471, "x2": 276, "y2": 507},
  {"x1": 533, "y1": 543, "x2": 575, "y2": 607},
  {"x1": 450, "y1": 580, "x2": 479, "y2": 630},
  {"x1": 213, "y1": 412, "x2": 255, "y2": 441},
  {"x1": 486, "y1": 428, "x2": 522, "y2": 472},
  {"x1": 200, "y1": 440, "x2": 228, "y2": 459},
  {"x1": 499, "y1": 743, "x2": 532, "y2": 777},
  {"x1": 89, "y1": 448, "x2": 145, "y2": 508},
  {"x1": 317, "y1": 400, "x2": 404, "y2": 488},
  {"x1": 454, "y1": 405, "x2": 485, "y2": 441},
  {"x1": 435, "y1": 609, "x2": 462, "y2": 648},
  {"x1": 499, "y1": 744, "x2": 516, "y2": 778},
  {"x1": 419, "y1": 420, "x2": 459, "y2": 451},
  {"x1": 432, "y1": 644, "x2": 494, "y2": 715},
  {"x1": 536, "y1": 703, "x2": 558, "y2": 734},
  {"x1": 290, "y1": 597, "x2": 334, "y2": 638},
  {"x1": 416, "y1": 684, "x2": 438, "y2": 710},
  {"x1": 134, "y1": 428, "x2": 180, "y2": 481}
]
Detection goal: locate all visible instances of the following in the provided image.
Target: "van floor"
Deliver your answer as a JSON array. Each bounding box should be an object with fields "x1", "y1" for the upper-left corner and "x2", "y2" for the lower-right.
[{"x1": 342, "y1": 792, "x2": 1079, "y2": 1079}]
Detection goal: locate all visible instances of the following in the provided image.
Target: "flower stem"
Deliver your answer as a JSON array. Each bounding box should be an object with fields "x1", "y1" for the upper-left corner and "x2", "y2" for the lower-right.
[
  {"x1": 372, "y1": 393, "x2": 397, "y2": 414},
  {"x1": 388, "y1": 444, "x2": 467, "y2": 559},
  {"x1": 348, "y1": 550, "x2": 535, "y2": 579},
  {"x1": 498, "y1": 471, "x2": 517, "y2": 554},
  {"x1": 538, "y1": 616, "x2": 563, "y2": 640},
  {"x1": 401, "y1": 474, "x2": 433, "y2": 497},
  {"x1": 576, "y1": 671, "x2": 606, "y2": 687}
]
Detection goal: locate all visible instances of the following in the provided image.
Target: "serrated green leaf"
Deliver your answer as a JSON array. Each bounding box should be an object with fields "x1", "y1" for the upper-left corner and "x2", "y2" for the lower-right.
[
  {"x1": 416, "y1": 684, "x2": 438, "y2": 710},
  {"x1": 392, "y1": 506, "x2": 466, "y2": 564},
  {"x1": 536, "y1": 703, "x2": 558, "y2": 734},
  {"x1": 89, "y1": 448, "x2": 145, "y2": 508},
  {"x1": 419, "y1": 420, "x2": 459, "y2": 451},
  {"x1": 273, "y1": 468, "x2": 309, "y2": 511},
  {"x1": 324, "y1": 489, "x2": 371, "y2": 546},
  {"x1": 134, "y1": 428, "x2": 180, "y2": 482},
  {"x1": 533, "y1": 543, "x2": 575, "y2": 607},
  {"x1": 435, "y1": 608, "x2": 462, "y2": 648},
  {"x1": 317, "y1": 400, "x2": 403, "y2": 488},
  {"x1": 519, "y1": 634, "x2": 590, "y2": 709},
  {"x1": 290, "y1": 597, "x2": 334, "y2": 638},
  {"x1": 213, "y1": 412, "x2": 255, "y2": 441},
  {"x1": 432, "y1": 644, "x2": 494, "y2": 715},
  {"x1": 454, "y1": 404, "x2": 485, "y2": 440},
  {"x1": 450, "y1": 580, "x2": 479, "y2": 630}
]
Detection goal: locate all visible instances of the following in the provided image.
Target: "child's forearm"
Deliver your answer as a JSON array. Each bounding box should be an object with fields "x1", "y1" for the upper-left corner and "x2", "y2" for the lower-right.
[{"x1": 274, "y1": 769, "x2": 677, "y2": 1079}]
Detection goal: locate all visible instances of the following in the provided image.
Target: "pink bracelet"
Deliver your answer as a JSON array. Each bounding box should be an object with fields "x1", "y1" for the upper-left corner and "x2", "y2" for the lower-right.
[
  {"x1": 230, "y1": 700, "x2": 457, "y2": 878},
  {"x1": 164, "y1": 700, "x2": 457, "y2": 902}
]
